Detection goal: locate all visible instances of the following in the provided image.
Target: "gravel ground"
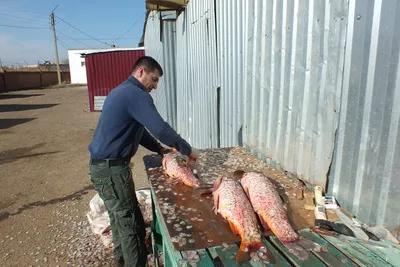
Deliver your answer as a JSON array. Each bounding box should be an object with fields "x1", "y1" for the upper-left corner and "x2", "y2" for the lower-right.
[{"x1": 0, "y1": 87, "x2": 154, "y2": 267}]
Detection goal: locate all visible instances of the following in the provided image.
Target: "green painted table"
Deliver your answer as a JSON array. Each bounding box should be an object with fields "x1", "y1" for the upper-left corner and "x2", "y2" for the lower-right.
[{"x1": 143, "y1": 154, "x2": 400, "y2": 267}]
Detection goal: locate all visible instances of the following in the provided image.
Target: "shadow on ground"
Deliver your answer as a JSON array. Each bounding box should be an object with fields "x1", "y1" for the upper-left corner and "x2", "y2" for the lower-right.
[
  {"x1": 0, "y1": 118, "x2": 36, "y2": 129},
  {"x1": 0, "y1": 185, "x2": 94, "y2": 222},
  {"x1": 0, "y1": 94, "x2": 44, "y2": 100},
  {"x1": 0, "y1": 143, "x2": 60, "y2": 164},
  {"x1": 0, "y1": 103, "x2": 59, "y2": 112}
]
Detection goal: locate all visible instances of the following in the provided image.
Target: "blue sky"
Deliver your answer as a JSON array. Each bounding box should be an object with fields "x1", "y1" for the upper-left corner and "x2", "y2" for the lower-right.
[{"x1": 0, "y1": 0, "x2": 146, "y2": 65}]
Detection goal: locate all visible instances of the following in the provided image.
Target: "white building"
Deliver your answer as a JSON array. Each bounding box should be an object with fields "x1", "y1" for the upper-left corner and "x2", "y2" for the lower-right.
[{"x1": 68, "y1": 47, "x2": 141, "y2": 84}]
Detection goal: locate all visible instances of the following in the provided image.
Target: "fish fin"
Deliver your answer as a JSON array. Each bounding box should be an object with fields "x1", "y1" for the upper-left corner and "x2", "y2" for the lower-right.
[
  {"x1": 199, "y1": 177, "x2": 223, "y2": 195},
  {"x1": 200, "y1": 189, "x2": 213, "y2": 196},
  {"x1": 236, "y1": 240, "x2": 272, "y2": 264},
  {"x1": 262, "y1": 229, "x2": 274, "y2": 237},
  {"x1": 228, "y1": 221, "x2": 240, "y2": 235},
  {"x1": 213, "y1": 176, "x2": 223, "y2": 191},
  {"x1": 282, "y1": 237, "x2": 326, "y2": 261},
  {"x1": 241, "y1": 184, "x2": 249, "y2": 199},
  {"x1": 213, "y1": 192, "x2": 219, "y2": 215},
  {"x1": 258, "y1": 213, "x2": 271, "y2": 230},
  {"x1": 233, "y1": 170, "x2": 246, "y2": 180},
  {"x1": 194, "y1": 184, "x2": 213, "y2": 190}
]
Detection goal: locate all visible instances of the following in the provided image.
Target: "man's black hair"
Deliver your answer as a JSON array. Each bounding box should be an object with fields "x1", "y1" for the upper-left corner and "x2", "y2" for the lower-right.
[{"x1": 132, "y1": 56, "x2": 163, "y2": 76}]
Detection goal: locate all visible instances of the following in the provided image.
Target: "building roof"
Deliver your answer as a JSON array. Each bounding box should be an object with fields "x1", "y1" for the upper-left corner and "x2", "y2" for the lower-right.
[{"x1": 68, "y1": 47, "x2": 144, "y2": 53}]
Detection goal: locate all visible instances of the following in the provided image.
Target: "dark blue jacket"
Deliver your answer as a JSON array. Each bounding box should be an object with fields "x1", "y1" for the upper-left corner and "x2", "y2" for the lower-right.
[{"x1": 88, "y1": 76, "x2": 191, "y2": 159}]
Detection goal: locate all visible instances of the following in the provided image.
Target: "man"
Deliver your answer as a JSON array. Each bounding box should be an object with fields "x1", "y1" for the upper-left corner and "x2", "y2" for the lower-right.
[{"x1": 88, "y1": 56, "x2": 199, "y2": 267}]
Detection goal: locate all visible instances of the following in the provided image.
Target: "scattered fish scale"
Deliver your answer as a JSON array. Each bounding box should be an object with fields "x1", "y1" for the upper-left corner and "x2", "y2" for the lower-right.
[{"x1": 148, "y1": 147, "x2": 304, "y2": 258}]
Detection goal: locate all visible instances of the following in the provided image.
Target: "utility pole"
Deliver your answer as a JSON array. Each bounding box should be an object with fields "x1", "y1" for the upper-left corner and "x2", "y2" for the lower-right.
[{"x1": 50, "y1": 5, "x2": 61, "y2": 85}]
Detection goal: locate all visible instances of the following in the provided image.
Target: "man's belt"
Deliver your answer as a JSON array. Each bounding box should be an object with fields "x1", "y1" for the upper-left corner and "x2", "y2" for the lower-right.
[{"x1": 90, "y1": 158, "x2": 130, "y2": 166}]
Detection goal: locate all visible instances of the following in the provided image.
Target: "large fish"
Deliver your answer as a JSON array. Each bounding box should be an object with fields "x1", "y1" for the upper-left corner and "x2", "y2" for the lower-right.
[
  {"x1": 162, "y1": 151, "x2": 205, "y2": 188},
  {"x1": 238, "y1": 171, "x2": 326, "y2": 260},
  {"x1": 207, "y1": 176, "x2": 274, "y2": 264}
]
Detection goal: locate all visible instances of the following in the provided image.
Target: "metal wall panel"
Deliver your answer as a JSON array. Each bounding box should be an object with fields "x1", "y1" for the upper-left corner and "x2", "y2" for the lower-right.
[
  {"x1": 94, "y1": 96, "x2": 107, "y2": 111},
  {"x1": 243, "y1": 0, "x2": 349, "y2": 186},
  {"x1": 145, "y1": 11, "x2": 178, "y2": 129},
  {"x1": 175, "y1": 0, "x2": 219, "y2": 148},
  {"x1": 162, "y1": 21, "x2": 178, "y2": 130},
  {"x1": 216, "y1": 0, "x2": 246, "y2": 147},
  {"x1": 329, "y1": 0, "x2": 400, "y2": 231},
  {"x1": 144, "y1": 0, "x2": 400, "y2": 232},
  {"x1": 85, "y1": 49, "x2": 145, "y2": 112}
]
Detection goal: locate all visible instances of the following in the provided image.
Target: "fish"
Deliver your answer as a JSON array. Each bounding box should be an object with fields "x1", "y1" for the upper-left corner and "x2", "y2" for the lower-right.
[
  {"x1": 162, "y1": 151, "x2": 208, "y2": 188},
  {"x1": 206, "y1": 176, "x2": 274, "y2": 264},
  {"x1": 238, "y1": 171, "x2": 326, "y2": 260}
]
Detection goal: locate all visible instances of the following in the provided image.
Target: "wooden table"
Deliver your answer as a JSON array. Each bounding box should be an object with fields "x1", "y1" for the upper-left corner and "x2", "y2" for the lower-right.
[{"x1": 143, "y1": 151, "x2": 400, "y2": 267}]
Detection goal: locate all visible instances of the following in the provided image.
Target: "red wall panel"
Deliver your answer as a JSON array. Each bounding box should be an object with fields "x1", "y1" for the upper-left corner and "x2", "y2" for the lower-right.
[{"x1": 85, "y1": 49, "x2": 145, "y2": 112}]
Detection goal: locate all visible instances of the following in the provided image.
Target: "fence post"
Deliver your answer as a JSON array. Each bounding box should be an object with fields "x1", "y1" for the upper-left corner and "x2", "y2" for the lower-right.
[
  {"x1": 3, "y1": 70, "x2": 7, "y2": 92},
  {"x1": 39, "y1": 68, "x2": 43, "y2": 88}
]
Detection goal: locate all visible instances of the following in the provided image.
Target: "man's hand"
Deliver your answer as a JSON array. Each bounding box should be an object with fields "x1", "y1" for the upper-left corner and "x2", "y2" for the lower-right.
[
  {"x1": 186, "y1": 147, "x2": 200, "y2": 170},
  {"x1": 189, "y1": 147, "x2": 200, "y2": 160},
  {"x1": 158, "y1": 147, "x2": 172, "y2": 156}
]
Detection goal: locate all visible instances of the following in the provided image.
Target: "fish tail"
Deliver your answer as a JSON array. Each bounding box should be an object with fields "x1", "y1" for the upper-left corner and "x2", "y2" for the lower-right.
[
  {"x1": 236, "y1": 240, "x2": 272, "y2": 264},
  {"x1": 282, "y1": 237, "x2": 326, "y2": 261},
  {"x1": 233, "y1": 170, "x2": 246, "y2": 180},
  {"x1": 194, "y1": 184, "x2": 214, "y2": 189},
  {"x1": 200, "y1": 188, "x2": 213, "y2": 196},
  {"x1": 200, "y1": 176, "x2": 223, "y2": 196}
]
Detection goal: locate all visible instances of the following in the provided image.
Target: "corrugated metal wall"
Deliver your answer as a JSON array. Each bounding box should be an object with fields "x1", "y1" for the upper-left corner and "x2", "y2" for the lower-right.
[
  {"x1": 329, "y1": 0, "x2": 400, "y2": 231},
  {"x1": 216, "y1": 0, "x2": 246, "y2": 147},
  {"x1": 243, "y1": 0, "x2": 349, "y2": 186},
  {"x1": 175, "y1": 0, "x2": 219, "y2": 148},
  {"x1": 85, "y1": 49, "x2": 145, "y2": 112},
  {"x1": 145, "y1": 11, "x2": 178, "y2": 129},
  {"x1": 144, "y1": 0, "x2": 400, "y2": 231}
]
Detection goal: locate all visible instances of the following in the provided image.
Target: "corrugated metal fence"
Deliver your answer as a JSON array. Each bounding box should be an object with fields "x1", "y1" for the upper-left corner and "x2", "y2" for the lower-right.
[
  {"x1": 329, "y1": 0, "x2": 400, "y2": 231},
  {"x1": 175, "y1": 0, "x2": 219, "y2": 148},
  {"x1": 145, "y1": 11, "x2": 178, "y2": 129},
  {"x1": 243, "y1": 0, "x2": 348, "y2": 187},
  {"x1": 217, "y1": 0, "x2": 246, "y2": 148},
  {"x1": 144, "y1": 0, "x2": 400, "y2": 231}
]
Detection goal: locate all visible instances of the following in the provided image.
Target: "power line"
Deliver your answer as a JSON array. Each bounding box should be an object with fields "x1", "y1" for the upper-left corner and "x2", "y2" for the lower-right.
[
  {"x1": 0, "y1": 12, "x2": 50, "y2": 24},
  {"x1": 55, "y1": 15, "x2": 111, "y2": 46},
  {"x1": 58, "y1": 39, "x2": 69, "y2": 50},
  {"x1": 109, "y1": 12, "x2": 146, "y2": 45},
  {"x1": 56, "y1": 30, "x2": 94, "y2": 48},
  {"x1": 0, "y1": 24, "x2": 49, "y2": 29},
  {"x1": 0, "y1": 18, "x2": 49, "y2": 29},
  {"x1": 2, "y1": 7, "x2": 48, "y2": 19}
]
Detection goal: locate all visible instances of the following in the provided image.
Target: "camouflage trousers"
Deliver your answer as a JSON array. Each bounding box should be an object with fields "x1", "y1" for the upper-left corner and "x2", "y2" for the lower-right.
[{"x1": 89, "y1": 159, "x2": 147, "y2": 267}]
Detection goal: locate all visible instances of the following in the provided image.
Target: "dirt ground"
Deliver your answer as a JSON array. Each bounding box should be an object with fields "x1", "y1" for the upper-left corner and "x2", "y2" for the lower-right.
[{"x1": 0, "y1": 86, "x2": 154, "y2": 267}]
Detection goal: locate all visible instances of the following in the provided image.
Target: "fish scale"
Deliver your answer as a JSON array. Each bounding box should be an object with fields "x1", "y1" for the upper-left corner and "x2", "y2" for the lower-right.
[
  {"x1": 162, "y1": 152, "x2": 202, "y2": 188},
  {"x1": 215, "y1": 178, "x2": 261, "y2": 241},
  {"x1": 211, "y1": 177, "x2": 273, "y2": 264},
  {"x1": 240, "y1": 171, "x2": 326, "y2": 261},
  {"x1": 241, "y1": 172, "x2": 298, "y2": 242}
]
